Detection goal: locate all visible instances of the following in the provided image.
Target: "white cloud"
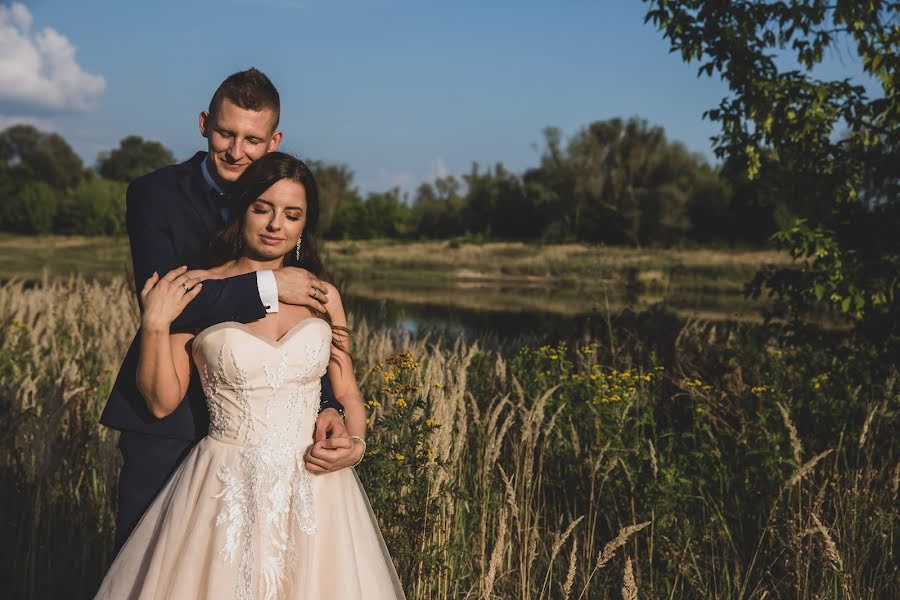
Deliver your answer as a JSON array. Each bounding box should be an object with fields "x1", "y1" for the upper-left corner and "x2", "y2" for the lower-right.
[{"x1": 0, "y1": 2, "x2": 105, "y2": 114}]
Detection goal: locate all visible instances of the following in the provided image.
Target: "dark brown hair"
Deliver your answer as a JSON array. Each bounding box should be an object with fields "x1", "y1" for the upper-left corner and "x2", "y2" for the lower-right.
[
  {"x1": 209, "y1": 152, "x2": 349, "y2": 351},
  {"x1": 208, "y1": 68, "x2": 281, "y2": 130}
]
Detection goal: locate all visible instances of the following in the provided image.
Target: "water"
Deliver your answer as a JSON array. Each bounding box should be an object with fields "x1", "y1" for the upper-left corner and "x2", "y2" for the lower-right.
[{"x1": 342, "y1": 290, "x2": 762, "y2": 348}]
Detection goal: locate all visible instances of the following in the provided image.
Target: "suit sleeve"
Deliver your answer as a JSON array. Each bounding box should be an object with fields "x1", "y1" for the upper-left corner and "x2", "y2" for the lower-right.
[
  {"x1": 126, "y1": 180, "x2": 266, "y2": 331},
  {"x1": 318, "y1": 374, "x2": 344, "y2": 414}
]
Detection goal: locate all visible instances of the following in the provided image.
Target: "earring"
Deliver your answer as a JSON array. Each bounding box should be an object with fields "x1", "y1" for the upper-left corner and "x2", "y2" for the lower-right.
[
  {"x1": 295, "y1": 235, "x2": 303, "y2": 261},
  {"x1": 237, "y1": 237, "x2": 243, "y2": 251}
]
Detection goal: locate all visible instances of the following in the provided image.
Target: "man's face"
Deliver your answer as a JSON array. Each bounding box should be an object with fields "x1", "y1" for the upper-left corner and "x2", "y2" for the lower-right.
[{"x1": 199, "y1": 98, "x2": 282, "y2": 186}]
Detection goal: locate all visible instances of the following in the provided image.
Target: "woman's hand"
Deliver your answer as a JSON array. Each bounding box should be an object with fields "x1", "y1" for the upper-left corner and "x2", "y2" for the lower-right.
[{"x1": 140, "y1": 266, "x2": 203, "y2": 331}]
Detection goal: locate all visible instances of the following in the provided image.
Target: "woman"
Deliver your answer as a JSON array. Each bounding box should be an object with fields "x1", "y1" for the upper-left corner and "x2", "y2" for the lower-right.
[{"x1": 96, "y1": 153, "x2": 405, "y2": 599}]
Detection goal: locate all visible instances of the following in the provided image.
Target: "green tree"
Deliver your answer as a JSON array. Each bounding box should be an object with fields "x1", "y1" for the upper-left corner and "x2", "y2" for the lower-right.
[
  {"x1": 645, "y1": 0, "x2": 899, "y2": 345},
  {"x1": 524, "y1": 119, "x2": 724, "y2": 244},
  {"x1": 413, "y1": 175, "x2": 466, "y2": 238},
  {"x1": 56, "y1": 177, "x2": 128, "y2": 235},
  {"x1": 0, "y1": 125, "x2": 85, "y2": 190},
  {"x1": 0, "y1": 181, "x2": 60, "y2": 234},
  {"x1": 363, "y1": 188, "x2": 414, "y2": 238},
  {"x1": 309, "y1": 161, "x2": 360, "y2": 237},
  {"x1": 327, "y1": 189, "x2": 413, "y2": 239},
  {"x1": 96, "y1": 136, "x2": 175, "y2": 182},
  {"x1": 463, "y1": 163, "x2": 533, "y2": 239}
]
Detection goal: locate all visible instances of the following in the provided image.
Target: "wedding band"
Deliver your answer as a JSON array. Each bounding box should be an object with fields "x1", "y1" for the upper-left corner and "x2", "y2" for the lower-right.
[{"x1": 181, "y1": 283, "x2": 190, "y2": 292}]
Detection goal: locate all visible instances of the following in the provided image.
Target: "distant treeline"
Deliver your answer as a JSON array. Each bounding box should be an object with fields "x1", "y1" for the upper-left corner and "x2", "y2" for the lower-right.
[{"x1": 1, "y1": 119, "x2": 802, "y2": 245}]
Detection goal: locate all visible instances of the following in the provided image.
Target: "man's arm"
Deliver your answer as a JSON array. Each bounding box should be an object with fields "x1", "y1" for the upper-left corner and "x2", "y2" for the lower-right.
[
  {"x1": 127, "y1": 181, "x2": 266, "y2": 330},
  {"x1": 319, "y1": 374, "x2": 344, "y2": 414}
]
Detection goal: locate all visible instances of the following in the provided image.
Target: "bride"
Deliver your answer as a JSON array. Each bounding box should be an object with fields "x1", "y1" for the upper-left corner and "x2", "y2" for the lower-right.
[{"x1": 95, "y1": 152, "x2": 405, "y2": 599}]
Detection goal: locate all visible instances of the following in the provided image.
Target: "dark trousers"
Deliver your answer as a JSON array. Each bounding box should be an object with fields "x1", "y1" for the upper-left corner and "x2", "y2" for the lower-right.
[{"x1": 114, "y1": 431, "x2": 196, "y2": 552}]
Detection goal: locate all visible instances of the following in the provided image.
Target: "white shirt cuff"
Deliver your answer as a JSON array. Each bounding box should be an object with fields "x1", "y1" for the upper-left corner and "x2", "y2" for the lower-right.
[{"x1": 256, "y1": 270, "x2": 279, "y2": 313}]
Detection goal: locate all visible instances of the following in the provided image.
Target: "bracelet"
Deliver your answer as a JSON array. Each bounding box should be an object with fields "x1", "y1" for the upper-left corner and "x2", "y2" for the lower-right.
[{"x1": 348, "y1": 435, "x2": 366, "y2": 468}]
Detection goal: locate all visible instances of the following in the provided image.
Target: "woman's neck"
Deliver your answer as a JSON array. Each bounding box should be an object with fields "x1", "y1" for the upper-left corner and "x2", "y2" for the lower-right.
[{"x1": 221, "y1": 255, "x2": 284, "y2": 276}]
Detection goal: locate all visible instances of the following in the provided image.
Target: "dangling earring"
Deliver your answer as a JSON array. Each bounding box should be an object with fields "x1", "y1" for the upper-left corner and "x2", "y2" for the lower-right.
[
  {"x1": 295, "y1": 235, "x2": 303, "y2": 261},
  {"x1": 237, "y1": 237, "x2": 243, "y2": 252}
]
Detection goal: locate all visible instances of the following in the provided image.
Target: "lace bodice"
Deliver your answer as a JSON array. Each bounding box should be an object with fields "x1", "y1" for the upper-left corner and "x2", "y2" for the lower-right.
[
  {"x1": 191, "y1": 318, "x2": 332, "y2": 600},
  {"x1": 192, "y1": 318, "x2": 332, "y2": 447}
]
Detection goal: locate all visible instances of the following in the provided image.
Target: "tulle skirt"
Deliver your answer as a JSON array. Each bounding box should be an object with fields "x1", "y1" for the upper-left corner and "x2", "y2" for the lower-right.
[{"x1": 95, "y1": 436, "x2": 405, "y2": 599}]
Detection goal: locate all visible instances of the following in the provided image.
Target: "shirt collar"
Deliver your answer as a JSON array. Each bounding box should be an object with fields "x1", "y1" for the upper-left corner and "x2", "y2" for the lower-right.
[{"x1": 200, "y1": 155, "x2": 225, "y2": 194}]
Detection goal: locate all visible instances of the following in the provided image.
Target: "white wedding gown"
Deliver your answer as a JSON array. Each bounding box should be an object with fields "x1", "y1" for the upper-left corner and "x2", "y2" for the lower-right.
[{"x1": 96, "y1": 318, "x2": 405, "y2": 599}]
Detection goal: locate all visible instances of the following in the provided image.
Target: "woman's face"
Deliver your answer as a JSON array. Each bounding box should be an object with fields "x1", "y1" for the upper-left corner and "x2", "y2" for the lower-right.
[{"x1": 241, "y1": 177, "x2": 307, "y2": 262}]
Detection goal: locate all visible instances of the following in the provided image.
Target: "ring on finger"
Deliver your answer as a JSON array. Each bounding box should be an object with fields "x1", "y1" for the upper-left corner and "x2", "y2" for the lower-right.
[{"x1": 181, "y1": 283, "x2": 190, "y2": 293}]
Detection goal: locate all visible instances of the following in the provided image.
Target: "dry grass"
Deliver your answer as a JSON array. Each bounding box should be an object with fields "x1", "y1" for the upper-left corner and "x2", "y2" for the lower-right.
[{"x1": 0, "y1": 276, "x2": 895, "y2": 599}]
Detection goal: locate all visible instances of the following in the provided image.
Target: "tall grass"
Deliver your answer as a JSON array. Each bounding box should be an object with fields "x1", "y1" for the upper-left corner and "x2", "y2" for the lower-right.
[{"x1": 1, "y1": 277, "x2": 896, "y2": 598}]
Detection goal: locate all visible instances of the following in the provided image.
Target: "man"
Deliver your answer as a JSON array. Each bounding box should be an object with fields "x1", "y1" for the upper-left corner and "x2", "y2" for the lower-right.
[{"x1": 101, "y1": 68, "x2": 360, "y2": 550}]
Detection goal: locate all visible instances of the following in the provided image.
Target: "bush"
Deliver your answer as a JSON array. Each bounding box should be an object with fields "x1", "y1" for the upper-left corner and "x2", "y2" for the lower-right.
[
  {"x1": 55, "y1": 178, "x2": 128, "y2": 235},
  {"x1": 2, "y1": 181, "x2": 61, "y2": 234}
]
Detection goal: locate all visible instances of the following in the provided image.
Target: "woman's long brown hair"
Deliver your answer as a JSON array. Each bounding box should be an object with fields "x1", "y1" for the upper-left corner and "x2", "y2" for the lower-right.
[{"x1": 208, "y1": 152, "x2": 349, "y2": 353}]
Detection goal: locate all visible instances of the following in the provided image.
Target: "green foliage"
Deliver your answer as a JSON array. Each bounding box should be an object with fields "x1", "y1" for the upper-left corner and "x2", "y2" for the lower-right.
[
  {"x1": 96, "y1": 136, "x2": 175, "y2": 183},
  {"x1": 644, "y1": 0, "x2": 900, "y2": 349},
  {"x1": 328, "y1": 188, "x2": 414, "y2": 239},
  {"x1": 0, "y1": 181, "x2": 60, "y2": 234},
  {"x1": 357, "y1": 352, "x2": 453, "y2": 585},
  {"x1": 2, "y1": 278, "x2": 897, "y2": 597},
  {"x1": 525, "y1": 119, "x2": 727, "y2": 244},
  {"x1": 55, "y1": 178, "x2": 128, "y2": 235},
  {"x1": 0, "y1": 125, "x2": 85, "y2": 190},
  {"x1": 2, "y1": 121, "x2": 746, "y2": 246},
  {"x1": 309, "y1": 161, "x2": 359, "y2": 235},
  {"x1": 0, "y1": 126, "x2": 127, "y2": 236},
  {"x1": 412, "y1": 176, "x2": 467, "y2": 238}
]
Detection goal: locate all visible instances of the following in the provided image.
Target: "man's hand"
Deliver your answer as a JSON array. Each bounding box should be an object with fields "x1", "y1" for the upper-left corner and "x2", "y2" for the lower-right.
[
  {"x1": 313, "y1": 407, "x2": 346, "y2": 442},
  {"x1": 273, "y1": 267, "x2": 329, "y2": 312},
  {"x1": 304, "y1": 407, "x2": 361, "y2": 474},
  {"x1": 182, "y1": 267, "x2": 225, "y2": 283}
]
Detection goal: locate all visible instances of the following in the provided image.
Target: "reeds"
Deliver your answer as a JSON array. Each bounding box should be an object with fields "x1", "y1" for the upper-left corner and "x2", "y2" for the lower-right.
[{"x1": 1, "y1": 277, "x2": 897, "y2": 599}]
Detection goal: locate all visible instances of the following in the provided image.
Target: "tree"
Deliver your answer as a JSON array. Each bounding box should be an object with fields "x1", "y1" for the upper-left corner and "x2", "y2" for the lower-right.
[
  {"x1": 413, "y1": 175, "x2": 466, "y2": 238},
  {"x1": 0, "y1": 125, "x2": 85, "y2": 190},
  {"x1": 309, "y1": 161, "x2": 360, "y2": 236},
  {"x1": 97, "y1": 135, "x2": 175, "y2": 182},
  {"x1": 645, "y1": 1, "x2": 899, "y2": 345},
  {"x1": 56, "y1": 178, "x2": 128, "y2": 235},
  {"x1": 523, "y1": 119, "x2": 724, "y2": 244},
  {"x1": 0, "y1": 182, "x2": 60, "y2": 234}
]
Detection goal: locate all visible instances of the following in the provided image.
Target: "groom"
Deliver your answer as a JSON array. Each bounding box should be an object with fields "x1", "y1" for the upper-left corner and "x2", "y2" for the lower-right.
[{"x1": 102, "y1": 68, "x2": 357, "y2": 550}]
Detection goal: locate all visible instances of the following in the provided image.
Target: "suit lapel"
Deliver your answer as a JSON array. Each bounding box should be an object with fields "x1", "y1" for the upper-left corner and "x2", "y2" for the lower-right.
[{"x1": 176, "y1": 152, "x2": 218, "y2": 237}]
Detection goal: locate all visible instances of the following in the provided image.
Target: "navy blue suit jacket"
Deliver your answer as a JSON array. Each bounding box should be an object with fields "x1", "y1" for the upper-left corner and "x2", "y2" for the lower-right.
[{"x1": 101, "y1": 152, "x2": 340, "y2": 441}]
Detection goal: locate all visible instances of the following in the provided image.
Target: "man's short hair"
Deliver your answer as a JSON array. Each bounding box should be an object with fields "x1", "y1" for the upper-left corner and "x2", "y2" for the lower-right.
[{"x1": 208, "y1": 68, "x2": 281, "y2": 129}]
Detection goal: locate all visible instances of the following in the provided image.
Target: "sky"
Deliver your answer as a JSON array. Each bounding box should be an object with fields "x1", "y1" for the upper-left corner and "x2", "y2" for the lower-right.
[{"x1": 0, "y1": 0, "x2": 878, "y2": 195}]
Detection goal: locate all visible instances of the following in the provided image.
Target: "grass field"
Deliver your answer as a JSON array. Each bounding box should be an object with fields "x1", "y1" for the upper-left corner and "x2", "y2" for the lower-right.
[{"x1": 0, "y1": 235, "x2": 791, "y2": 319}]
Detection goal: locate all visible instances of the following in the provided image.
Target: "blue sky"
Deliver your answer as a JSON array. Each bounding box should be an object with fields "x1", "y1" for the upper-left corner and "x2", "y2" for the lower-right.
[{"x1": 1, "y1": 0, "x2": 876, "y2": 194}]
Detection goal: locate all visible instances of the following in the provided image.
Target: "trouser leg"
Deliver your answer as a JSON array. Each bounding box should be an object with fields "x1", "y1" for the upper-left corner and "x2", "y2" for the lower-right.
[{"x1": 114, "y1": 431, "x2": 195, "y2": 552}]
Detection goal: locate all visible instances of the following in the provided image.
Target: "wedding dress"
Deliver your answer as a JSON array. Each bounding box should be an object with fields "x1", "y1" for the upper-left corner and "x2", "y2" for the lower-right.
[{"x1": 95, "y1": 318, "x2": 405, "y2": 599}]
